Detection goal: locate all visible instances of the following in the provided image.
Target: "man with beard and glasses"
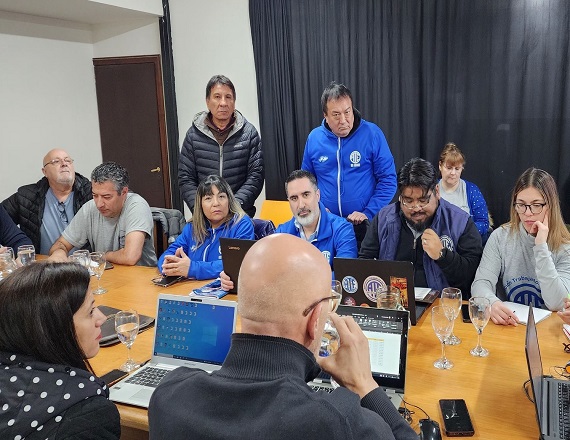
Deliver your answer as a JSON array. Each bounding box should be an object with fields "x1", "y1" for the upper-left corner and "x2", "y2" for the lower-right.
[{"x1": 359, "y1": 158, "x2": 482, "y2": 297}]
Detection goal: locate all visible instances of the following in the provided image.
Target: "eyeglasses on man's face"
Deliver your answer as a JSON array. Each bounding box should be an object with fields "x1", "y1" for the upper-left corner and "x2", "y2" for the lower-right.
[
  {"x1": 513, "y1": 203, "x2": 547, "y2": 215},
  {"x1": 400, "y1": 192, "x2": 433, "y2": 210},
  {"x1": 43, "y1": 157, "x2": 74, "y2": 167},
  {"x1": 302, "y1": 290, "x2": 341, "y2": 317}
]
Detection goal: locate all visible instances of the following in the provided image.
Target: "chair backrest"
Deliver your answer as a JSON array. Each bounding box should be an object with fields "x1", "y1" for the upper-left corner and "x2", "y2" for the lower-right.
[
  {"x1": 151, "y1": 208, "x2": 187, "y2": 256},
  {"x1": 258, "y1": 200, "x2": 291, "y2": 227},
  {"x1": 252, "y1": 218, "x2": 275, "y2": 240}
]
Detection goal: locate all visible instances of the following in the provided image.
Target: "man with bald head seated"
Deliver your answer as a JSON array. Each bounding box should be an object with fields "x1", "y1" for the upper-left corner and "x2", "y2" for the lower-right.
[
  {"x1": 2, "y1": 148, "x2": 92, "y2": 254},
  {"x1": 148, "y1": 234, "x2": 416, "y2": 440}
]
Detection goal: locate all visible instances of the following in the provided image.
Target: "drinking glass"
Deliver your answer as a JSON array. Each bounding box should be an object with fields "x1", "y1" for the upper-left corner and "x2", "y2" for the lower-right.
[
  {"x1": 431, "y1": 305, "x2": 454, "y2": 369},
  {"x1": 0, "y1": 249, "x2": 17, "y2": 280},
  {"x1": 319, "y1": 280, "x2": 342, "y2": 357},
  {"x1": 441, "y1": 287, "x2": 462, "y2": 345},
  {"x1": 17, "y1": 245, "x2": 35, "y2": 266},
  {"x1": 115, "y1": 310, "x2": 140, "y2": 372},
  {"x1": 468, "y1": 297, "x2": 491, "y2": 357},
  {"x1": 71, "y1": 250, "x2": 91, "y2": 274},
  {"x1": 377, "y1": 286, "x2": 405, "y2": 310},
  {"x1": 90, "y1": 252, "x2": 107, "y2": 295}
]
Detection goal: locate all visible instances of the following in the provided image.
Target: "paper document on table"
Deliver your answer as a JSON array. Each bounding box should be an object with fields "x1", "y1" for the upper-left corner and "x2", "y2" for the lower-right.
[
  {"x1": 414, "y1": 287, "x2": 433, "y2": 301},
  {"x1": 505, "y1": 301, "x2": 551, "y2": 325}
]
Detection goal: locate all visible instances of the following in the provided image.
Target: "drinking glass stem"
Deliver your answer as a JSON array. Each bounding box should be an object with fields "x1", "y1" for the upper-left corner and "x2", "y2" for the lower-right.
[
  {"x1": 126, "y1": 344, "x2": 133, "y2": 363},
  {"x1": 440, "y1": 341, "x2": 447, "y2": 361},
  {"x1": 476, "y1": 328, "x2": 483, "y2": 351},
  {"x1": 97, "y1": 277, "x2": 101, "y2": 290}
]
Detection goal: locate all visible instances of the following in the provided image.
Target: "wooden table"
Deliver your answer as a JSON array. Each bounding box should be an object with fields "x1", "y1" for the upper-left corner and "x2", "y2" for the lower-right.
[{"x1": 91, "y1": 264, "x2": 569, "y2": 439}]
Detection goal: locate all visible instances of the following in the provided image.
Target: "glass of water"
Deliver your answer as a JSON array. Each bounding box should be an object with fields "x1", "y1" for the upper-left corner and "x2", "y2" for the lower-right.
[
  {"x1": 70, "y1": 250, "x2": 91, "y2": 274},
  {"x1": 17, "y1": 245, "x2": 35, "y2": 266},
  {"x1": 115, "y1": 310, "x2": 140, "y2": 372},
  {"x1": 319, "y1": 280, "x2": 342, "y2": 357},
  {"x1": 90, "y1": 252, "x2": 107, "y2": 295}
]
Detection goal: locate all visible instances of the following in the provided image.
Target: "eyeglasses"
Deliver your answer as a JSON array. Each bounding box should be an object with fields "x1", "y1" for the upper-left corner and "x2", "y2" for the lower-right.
[
  {"x1": 400, "y1": 192, "x2": 433, "y2": 210},
  {"x1": 513, "y1": 203, "x2": 547, "y2": 215},
  {"x1": 302, "y1": 290, "x2": 341, "y2": 317},
  {"x1": 57, "y1": 202, "x2": 68, "y2": 224},
  {"x1": 43, "y1": 157, "x2": 74, "y2": 167}
]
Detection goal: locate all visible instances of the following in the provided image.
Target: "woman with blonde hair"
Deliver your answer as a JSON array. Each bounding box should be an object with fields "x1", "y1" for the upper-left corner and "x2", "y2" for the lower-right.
[
  {"x1": 438, "y1": 142, "x2": 490, "y2": 242},
  {"x1": 158, "y1": 175, "x2": 254, "y2": 280},
  {"x1": 471, "y1": 168, "x2": 570, "y2": 325}
]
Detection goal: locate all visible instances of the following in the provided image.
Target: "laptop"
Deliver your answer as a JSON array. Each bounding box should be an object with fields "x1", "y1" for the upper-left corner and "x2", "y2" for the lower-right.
[
  {"x1": 525, "y1": 305, "x2": 570, "y2": 439},
  {"x1": 309, "y1": 305, "x2": 410, "y2": 408},
  {"x1": 109, "y1": 293, "x2": 237, "y2": 408},
  {"x1": 333, "y1": 257, "x2": 427, "y2": 325},
  {"x1": 220, "y1": 238, "x2": 256, "y2": 293},
  {"x1": 98, "y1": 305, "x2": 155, "y2": 347}
]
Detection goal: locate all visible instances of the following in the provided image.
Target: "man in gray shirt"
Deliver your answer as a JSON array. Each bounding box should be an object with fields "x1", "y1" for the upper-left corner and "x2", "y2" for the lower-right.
[{"x1": 48, "y1": 162, "x2": 156, "y2": 266}]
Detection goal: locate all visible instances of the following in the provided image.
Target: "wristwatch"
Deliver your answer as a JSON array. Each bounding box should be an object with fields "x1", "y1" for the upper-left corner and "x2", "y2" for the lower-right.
[{"x1": 437, "y1": 248, "x2": 446, "y2": 261}]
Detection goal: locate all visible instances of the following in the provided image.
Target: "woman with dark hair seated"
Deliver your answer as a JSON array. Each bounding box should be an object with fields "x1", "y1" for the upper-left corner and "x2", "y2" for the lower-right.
[
  {"x1": 0, "y1": 263, "x2": 120, "y2": 439},
  {"x1": 158, "y1": 175, "x2": 254, "y2": 280}
]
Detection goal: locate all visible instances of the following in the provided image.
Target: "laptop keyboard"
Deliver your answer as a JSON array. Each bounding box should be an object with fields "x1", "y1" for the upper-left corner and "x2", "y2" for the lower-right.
[
  {"x1": 125, "y1": 367, "x2": 169, "y2": 388},
  {"x1": 558, "y1": 382, "x2": 570, "y2": 439}
]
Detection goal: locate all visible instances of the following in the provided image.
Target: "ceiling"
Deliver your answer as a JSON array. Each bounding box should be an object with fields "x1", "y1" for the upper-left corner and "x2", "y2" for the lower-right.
[{"x1": 0, "y1": 0, "x2": 161, "y2": 25}]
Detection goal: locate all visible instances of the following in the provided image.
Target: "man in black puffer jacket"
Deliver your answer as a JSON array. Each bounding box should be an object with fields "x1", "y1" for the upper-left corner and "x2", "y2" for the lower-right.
[
  {"x1": 2, "y1": 149, "x2": 92, "y2": 254},
  {"x1": 178, "y1": 75, "x2": 264, "y2": 217}
]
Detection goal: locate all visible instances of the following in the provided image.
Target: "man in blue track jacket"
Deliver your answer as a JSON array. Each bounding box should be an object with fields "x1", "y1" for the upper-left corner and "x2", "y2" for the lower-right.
[{"x1": 302, "y1": 82, "x2": 397, "y2": 248}]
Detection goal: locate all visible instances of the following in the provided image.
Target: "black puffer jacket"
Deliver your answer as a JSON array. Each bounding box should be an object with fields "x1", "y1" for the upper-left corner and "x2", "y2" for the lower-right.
[
  {"x1": 178, "y1": 110, "x2": 264, "y2": 217},
  {"x1": 2, "y1": 174, "x2": 92, "y2": 250}
]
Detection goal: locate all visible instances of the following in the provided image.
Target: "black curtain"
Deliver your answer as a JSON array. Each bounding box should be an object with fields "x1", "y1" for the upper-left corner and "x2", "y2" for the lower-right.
[{"x1": 249, "y1": 0, "x2": 570, "y2": 226}]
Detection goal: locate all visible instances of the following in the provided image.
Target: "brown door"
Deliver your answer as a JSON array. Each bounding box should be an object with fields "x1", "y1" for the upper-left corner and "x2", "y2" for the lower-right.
[{"x1": 93, "y1": 55, "x2": 171, "y2": 208}]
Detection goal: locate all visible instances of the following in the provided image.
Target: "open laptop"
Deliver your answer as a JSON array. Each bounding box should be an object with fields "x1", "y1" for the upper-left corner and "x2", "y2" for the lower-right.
[
  {"x1": 109, "y1": 293, "x2": 237, "y2": 408},
  {"x1": 309, "y1": 305, "x2": 409, "y2": 408},
  {"x1": 333, "y1": 257, "x2": 427, "y2": 325},
  {"x1": 220, "y1": 238, "x2": 256, "y2": 293},
  {"x1": 525, "y1": 306, "x2": 570, "y2": 440}
]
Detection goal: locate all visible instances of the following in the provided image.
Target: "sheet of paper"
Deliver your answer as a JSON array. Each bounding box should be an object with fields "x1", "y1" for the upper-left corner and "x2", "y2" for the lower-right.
[
  {"x1": 415, "y1": 287, "x2": 432, "y2": 301},
  {"x1": 504, "y1": 301, "x2": 551, "y2": 325}
]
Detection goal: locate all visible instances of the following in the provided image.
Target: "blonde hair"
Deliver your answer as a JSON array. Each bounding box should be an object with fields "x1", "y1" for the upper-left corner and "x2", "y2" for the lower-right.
[
  {"x1": 508, "y1": 167, "x2": 570, "y2": 251},
  {"x1": 192, "y1": 175, "x2": 246, "y2": 247},
  {"x1": 439, "y1": 142, "x2": 466, "y2": 168}
]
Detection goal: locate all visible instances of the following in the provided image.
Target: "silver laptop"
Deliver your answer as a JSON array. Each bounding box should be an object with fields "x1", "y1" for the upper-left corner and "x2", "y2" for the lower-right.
[
  {"x1": 525, "y1": 305, "x2": 570, "y2": 439},
  {"x1": 109, "y1": 293, "x2": 237, "y2": 408},
  {"x1": 309, "y1": 305, "x2": 410, "y2": 408}
]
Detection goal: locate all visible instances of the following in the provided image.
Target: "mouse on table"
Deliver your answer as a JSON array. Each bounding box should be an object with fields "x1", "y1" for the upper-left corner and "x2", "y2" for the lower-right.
[{"x1": 419, "y1": 418, "x2": 442, "y2": 440}]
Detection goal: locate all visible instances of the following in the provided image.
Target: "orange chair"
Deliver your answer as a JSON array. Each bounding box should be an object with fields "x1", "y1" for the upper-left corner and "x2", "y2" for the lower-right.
[{"x1": 258, "y1": 200, "x2": 291, "y2": 227}]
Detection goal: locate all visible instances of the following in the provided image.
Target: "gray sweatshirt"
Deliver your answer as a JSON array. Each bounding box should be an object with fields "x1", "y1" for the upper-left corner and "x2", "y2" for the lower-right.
[{"x1": 471, "y1": 223, "x2": 570, "y2": 310}]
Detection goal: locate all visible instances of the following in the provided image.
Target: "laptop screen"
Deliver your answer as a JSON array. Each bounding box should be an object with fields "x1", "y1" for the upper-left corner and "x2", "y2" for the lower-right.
[
  {"x1": 337, "y1": 305, "x2": 409, "y2": 392},
  {"x1": 525, "y1": 306, "x2": 544, "y2": 428},
  {"x1": 153, "y1": 298, "x2": 235, "y2": 364}
]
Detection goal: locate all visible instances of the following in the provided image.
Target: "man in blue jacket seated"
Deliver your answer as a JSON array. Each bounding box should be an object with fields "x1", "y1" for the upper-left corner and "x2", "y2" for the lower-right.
[
  {"x1": 302, "y1": 82, "x2": 397, "y2": 248},
  {"x1": 359, "y1": 157, "x2": 483, "y2": 297},
  {"x1": 149, "y1": 234, "x2": 417, "y2": 440},
  {"x1": 220, "y1": 170, "x2": 355, "y2": 291}
]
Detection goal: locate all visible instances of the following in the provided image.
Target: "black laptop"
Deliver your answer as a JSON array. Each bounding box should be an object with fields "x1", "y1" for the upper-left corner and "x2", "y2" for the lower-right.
[
  {"x1": 220, "y1": 238, "x2": 256, "y2": 293},
  {"x1": 525, "y1": 306, "x2": 570, "y2": 439},
  {"x1": 333, "y1": 257, "x2": 432, "y2": 325}
]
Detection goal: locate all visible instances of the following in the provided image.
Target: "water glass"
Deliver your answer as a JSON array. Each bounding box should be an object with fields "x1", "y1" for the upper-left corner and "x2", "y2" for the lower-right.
[
  {"x1": 90, "y1": 252, "x2": 107, "y2": 294},
  {"x1": 71, "y1": 250, "x2": 91, "y2": 273},
  {"x1": 115, "y1": 310, "x2": 140, "y2": 372},
  {"x1": 431, "y1": 305, "x2": 454, "y2": 369},
  {"x1": 377, "y1": 287, "x2": 405, "y2": 310},
  {"x1": 0, "y1": 249, "x2": 17, "y2": 280},
  {"x1": 17, "y1": 245, "x2": 35, "y2": 266},
  {"x1": 441, "y1": 287, "x2": 462, "y2": 345},
  {"x1": 469, "y1": 297, "x2": 491, "y2": 357}
]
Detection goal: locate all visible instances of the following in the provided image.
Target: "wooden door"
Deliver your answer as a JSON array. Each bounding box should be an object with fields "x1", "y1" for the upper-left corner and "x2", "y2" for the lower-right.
[{"x1": 93, "y1": 55, "x2": 171, "y2": 208}]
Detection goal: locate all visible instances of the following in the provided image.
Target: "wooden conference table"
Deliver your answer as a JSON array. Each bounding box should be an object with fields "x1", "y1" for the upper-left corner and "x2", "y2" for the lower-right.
[{"x1": 90, "y1": 264, "x2": 569, "y2": 439}]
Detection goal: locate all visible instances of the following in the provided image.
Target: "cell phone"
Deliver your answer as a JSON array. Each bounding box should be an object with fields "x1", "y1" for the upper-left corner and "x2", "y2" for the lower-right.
[
  {"x1": 439, "y1": 399, "x2": 474, "y2": 437},
  {"x1": 152, "y1": 275, "x2": 184, "y2": 287},
  {"x1": 461, "y1": 304, "x2": 471, "y2": 323},
  {"x1": 100, "y1": 369, "x2": 128, "y2": 387}
]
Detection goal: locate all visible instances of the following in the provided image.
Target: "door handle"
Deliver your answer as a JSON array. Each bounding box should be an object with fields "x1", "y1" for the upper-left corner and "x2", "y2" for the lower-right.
[{"x1": 150, "y1": 167, "x2": 161, "y2": 173}]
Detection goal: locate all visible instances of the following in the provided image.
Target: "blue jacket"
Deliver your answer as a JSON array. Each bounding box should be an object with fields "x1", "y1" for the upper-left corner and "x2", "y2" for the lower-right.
[
  {"x1": 377, "y1": 198, "x2": 470, "y2": 291},
  {"x1": 157, "y1": 214, "x2": 254, "y2": 280},
  {"x1": 464, "y1": 180, "x2": 490, "y2": 241},
  {"x1": 301, "y1": 112, "x2": 396, "y2": 220},
  {"x1": 276, "y1": 202, "x2": 357, "y2": 268}
]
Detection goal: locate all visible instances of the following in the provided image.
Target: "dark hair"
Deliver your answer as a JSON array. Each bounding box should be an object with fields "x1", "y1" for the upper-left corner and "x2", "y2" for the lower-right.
[
  {"x1": 321, "y1": 81, "x2": 353, "y2": 114},
  {"x1": 284, "y1": 170, "x2": 318, "y2": 195},
  {"x1": 206, "y1": 75, "x2": 236, "y2": 100},
  {"x1": 91, "y1": 161, "x2": 129, "y2": 194},
  {"x1": 0, "y1": 262, "x2": 91, "y2": 370},
  {"x1": 192, "y1": 175, "x2": 245, "y2": 246},
  {"x1": 398, "y1": 157, "x2": 438, "y2": 195}
]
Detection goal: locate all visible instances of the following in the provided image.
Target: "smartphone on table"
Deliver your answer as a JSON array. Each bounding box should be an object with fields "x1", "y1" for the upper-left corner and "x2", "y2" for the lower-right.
[
  {"x1": 439, "y1": 399, "x2": 474, "y2": 436},
  {"x1": 461, "y1": 304, "x2": 471, "y2": 323},
  {"x1": 151, "y1": 275, "x2": 184, "y2": 287},
  {"x1": 100, "y1": 369, "x2": 128, "y2": 387}
]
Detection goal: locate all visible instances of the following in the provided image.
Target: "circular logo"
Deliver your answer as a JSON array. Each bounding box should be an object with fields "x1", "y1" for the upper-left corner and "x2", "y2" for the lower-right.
[
  {"x1": 350, "y1": 151, "x2": 361, "y2": 165},
  {"x1": 322, "y1": 250, "x2": 331, "y2": 262},
  {"x1": 363, "y1": 276, "x2": 387, "y2": 302},
  {"x1": 342, "y1": 276, "x2": 358, "y2": 294},
  {"x1": 343, "y1": 296, "x2": 356, "y2": 306},
  {"x1": 440, "y1": 235, "x2": 454, "y2": 252}
]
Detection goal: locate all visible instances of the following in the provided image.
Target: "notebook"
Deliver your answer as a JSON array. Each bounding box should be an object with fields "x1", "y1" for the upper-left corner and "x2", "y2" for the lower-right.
[
  {"x1": 220, "y1": 238, "x2": 256, "y2": 293},
  {"x1": 109, "y1": 293, "x2": 237, "y2": 408},
  {"x1": 333, "y1": 257, "x2": 428, "y2": 325},
  {"x1": 309, "y1": 305, "x2": 410, "y2": 409},
  {"x1": 525, "y1": 305, "x2": 570, "y2": 440},
  {"x1": 506, "y1": 301, "x2": 551, "y2": 325}
]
